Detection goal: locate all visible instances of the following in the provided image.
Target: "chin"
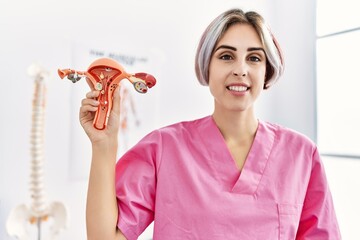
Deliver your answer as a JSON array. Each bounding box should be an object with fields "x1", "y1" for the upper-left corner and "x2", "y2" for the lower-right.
[{"x1": 225, "y1": 105, "x2": 251, "y2": 113}]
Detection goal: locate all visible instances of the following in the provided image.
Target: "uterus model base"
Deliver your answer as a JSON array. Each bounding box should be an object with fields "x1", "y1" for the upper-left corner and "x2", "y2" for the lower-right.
[
  {"x1": 58, "y1": 57, "x2": 156, "y2": 130},
  {"x1": 6, "y1": 64, "x2": 67, "y2": 240}
]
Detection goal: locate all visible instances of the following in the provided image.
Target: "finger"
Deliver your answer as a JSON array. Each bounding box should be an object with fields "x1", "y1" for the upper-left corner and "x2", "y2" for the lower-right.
[
  {"x1": 86, "y1": 77, "x2": 96, "y2": 91},
  {"x1": 79, "y1": 105, "x2": 98, "y2": 123},
  {"x1": 80, "y1": 104, "x2": 99, "y2": 115},
  {"x1": 86, "y1": 90, "x2": 100, "y2": 99},
  {"x1": 111, "y1": 85, "x2": 121, "y2": 116},
  {"x1": 81, "y1": 98, "x2": 100, "y2": 107}
]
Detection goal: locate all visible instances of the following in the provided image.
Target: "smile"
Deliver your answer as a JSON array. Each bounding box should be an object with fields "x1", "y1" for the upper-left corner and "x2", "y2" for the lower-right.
[{"x1": 227, "y1": 85, "x2": 249, "y2": 92}]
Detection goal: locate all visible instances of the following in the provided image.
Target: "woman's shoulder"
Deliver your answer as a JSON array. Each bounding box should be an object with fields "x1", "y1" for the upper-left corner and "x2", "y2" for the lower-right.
[
  {"x1": 143, "y1": 116, "x2": 211, "y2": 140},
  {"x1": 156, "y1": 115, "x2": 211, "y2": 134},
  {"x1": 260, "y1": 120, "x2": 316, "y2": 148}
]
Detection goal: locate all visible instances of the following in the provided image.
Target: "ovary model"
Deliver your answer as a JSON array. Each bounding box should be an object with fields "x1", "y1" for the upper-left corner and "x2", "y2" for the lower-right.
[
  {"x1": 6, "y1": 64, "x2": 67, "y2": 240},
  {"x1": 58, "y1": 57, "x2": 156, "y2": 130}
]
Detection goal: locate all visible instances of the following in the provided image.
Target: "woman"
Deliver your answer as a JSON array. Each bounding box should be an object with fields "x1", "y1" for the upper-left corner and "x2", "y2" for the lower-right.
[{"x1": 81, "y1": 8, "x2": 341, "y2": 240}]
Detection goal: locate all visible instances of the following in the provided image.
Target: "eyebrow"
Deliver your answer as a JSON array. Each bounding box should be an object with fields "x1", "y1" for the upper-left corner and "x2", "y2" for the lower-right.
[
  {"x1": 215, "y1": 45, "x2": 237, "y2": 52},
  {"x1": 215, "y1": 45, "x2": 265, "y2": 54},
  {"x1": 248, "y1": 47, "x2": 266, "y2": 54}
]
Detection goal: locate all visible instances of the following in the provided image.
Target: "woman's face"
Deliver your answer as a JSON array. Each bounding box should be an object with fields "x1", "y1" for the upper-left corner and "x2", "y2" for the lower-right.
[{"x1": 208, "y1": 23, "x2": 266, "y2": 114}]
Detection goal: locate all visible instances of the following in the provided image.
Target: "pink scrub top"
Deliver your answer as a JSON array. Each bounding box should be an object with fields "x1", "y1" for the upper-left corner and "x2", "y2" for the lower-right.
[{"x1": 115, "y1": 116, "x2": 341, "y2": 240}]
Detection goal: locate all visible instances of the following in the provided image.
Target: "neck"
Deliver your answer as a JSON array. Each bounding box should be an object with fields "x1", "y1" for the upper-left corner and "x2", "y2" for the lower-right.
[{"x1": 212, "y1": 108, "x2": 258, "y2": 143}]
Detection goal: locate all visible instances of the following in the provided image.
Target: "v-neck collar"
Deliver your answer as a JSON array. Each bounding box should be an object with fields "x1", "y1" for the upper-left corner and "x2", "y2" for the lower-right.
[{"x1": 195, "y1": 116, "x2": 276, "y2": 195}]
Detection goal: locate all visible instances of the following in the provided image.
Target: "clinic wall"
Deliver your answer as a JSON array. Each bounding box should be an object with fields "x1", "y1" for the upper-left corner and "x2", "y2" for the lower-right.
[{"x1": 1, "y1": 0, "x2": 359, "y2": 239}]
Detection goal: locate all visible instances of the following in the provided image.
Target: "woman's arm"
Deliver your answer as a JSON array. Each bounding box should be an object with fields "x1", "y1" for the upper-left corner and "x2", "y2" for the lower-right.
[
  {"x1": 86, "y1": 142, "x2": 126, "y2": 240},
  {"x1": 296, "y1": 148, "x2": 341, "y2": 239},
  {"x1": 80, "y1": 80, "x2": 127, "y2": 240}
]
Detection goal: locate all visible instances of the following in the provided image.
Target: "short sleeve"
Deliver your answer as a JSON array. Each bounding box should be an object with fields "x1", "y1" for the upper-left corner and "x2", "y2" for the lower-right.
[
  {"x1": 115, "y1": 130, "x2": 161, "y2": 240},
  {"x1": 296, "y1": 147, "x2": 341, "y2": 239}
]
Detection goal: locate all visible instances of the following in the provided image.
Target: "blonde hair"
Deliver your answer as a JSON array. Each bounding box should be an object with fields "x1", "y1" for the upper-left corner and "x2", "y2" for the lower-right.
[{"x1": 195, "y1": 9, "x2": 284, "y2": 89}]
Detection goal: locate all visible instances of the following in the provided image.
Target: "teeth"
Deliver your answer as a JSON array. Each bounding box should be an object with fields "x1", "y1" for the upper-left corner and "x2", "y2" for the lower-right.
[{"x1": 228, "y1": 86, "x2": 248, "y2": 92}]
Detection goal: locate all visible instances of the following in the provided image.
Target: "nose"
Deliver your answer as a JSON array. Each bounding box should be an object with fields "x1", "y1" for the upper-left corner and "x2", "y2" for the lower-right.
[
  {"x1": 232, "y1": 60, "x2": 247, "y2": 77},
  {"x1": 232, "y1": 71, "x2": 246, "y2": 77}
]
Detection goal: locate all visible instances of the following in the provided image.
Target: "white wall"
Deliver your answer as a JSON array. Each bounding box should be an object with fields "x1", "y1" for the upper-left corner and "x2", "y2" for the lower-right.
[{"x1": 0, "y1": 0, "x2": 358, "y2": 239}]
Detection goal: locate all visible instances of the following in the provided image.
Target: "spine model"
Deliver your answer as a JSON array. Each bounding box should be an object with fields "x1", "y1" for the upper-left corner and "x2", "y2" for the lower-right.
[
  {"x1": 6, "y1": 64, "x2": 67, "y2": 240},
  {"x1": 30, "y1": 64, "x2": 47, "y2": 220}
]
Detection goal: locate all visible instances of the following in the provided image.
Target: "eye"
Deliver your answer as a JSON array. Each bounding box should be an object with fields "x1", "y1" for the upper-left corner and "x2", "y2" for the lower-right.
[
  {"x1": 219, "y1": 54, "x2": 233, "y2": 61},
  {"x1": 248, "y1": 56, "x2": 261, "y2": 62}
]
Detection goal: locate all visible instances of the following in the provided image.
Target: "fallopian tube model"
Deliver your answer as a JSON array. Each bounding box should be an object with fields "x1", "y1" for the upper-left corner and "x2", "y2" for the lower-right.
[
  {"x1": 6, "y1": 64, "x2": 67, "y2": 240},
  {"x1": 58, "y1": 57, "x2": 157, "y2": 130}
]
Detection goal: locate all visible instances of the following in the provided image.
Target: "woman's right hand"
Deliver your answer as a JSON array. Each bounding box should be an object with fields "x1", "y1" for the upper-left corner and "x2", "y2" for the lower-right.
[
  {"x1": 79, "y1": 78, "x2": 121, "y2": 145},
  {"x1": 82, "y1": 79, "x2": 126, "y2": 240}
]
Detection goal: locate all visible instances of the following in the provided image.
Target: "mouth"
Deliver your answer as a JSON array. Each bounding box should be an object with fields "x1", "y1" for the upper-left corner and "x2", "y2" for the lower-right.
[{"x1": 226, "y1": 85, "x2": 249, "y2": 92}]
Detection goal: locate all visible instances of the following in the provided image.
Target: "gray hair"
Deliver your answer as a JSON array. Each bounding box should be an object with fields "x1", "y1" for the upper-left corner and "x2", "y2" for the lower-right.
[{"x1": 195, "y1": 9, "x2": 284, "y2": 89}]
